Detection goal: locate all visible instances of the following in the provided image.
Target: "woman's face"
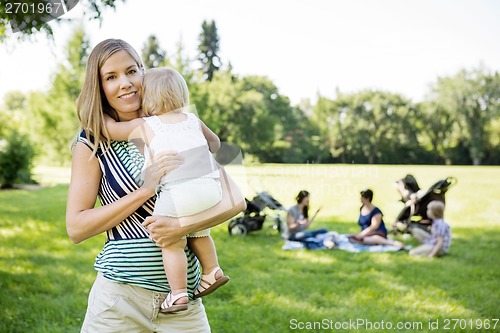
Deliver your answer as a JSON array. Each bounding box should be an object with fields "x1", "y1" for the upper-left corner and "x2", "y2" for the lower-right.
[{"x1": 100, "y1": 50, "x2": 143, "y2": 121}]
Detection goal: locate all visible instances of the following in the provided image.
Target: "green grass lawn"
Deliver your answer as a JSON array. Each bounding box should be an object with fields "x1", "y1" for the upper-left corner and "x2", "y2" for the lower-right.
[{"x1": 1, "y1": 164, "x2": 499, "y2": 332}]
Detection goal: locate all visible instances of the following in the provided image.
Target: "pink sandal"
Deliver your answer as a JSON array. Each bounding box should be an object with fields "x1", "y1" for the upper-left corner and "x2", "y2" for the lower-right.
[
  {"x1": 160, "y1": 292, "x2": 189, "y2": 313},
  {"x1": 194, "y1": 267, "x2": 230, "y2": 299}
]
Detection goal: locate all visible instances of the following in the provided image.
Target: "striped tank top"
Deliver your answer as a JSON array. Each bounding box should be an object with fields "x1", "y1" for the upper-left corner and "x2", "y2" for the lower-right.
[{"x1": 77, "y1": 130, "x2": 201, "y2": 295}]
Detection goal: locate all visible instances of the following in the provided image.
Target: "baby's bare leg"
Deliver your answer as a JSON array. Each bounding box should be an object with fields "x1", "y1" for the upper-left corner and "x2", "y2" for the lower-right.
[
  {"x1": 188, "y1": 236, "x2": 223, "y2": 279},
  {"x1": 162, "y1": 238, "x2": 188, "y2": 304}
]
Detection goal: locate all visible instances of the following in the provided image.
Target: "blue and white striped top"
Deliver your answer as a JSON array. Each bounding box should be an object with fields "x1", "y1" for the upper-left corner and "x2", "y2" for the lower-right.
[{"x1": 77, "y1": 130, "x2": 201, "y2": 295}]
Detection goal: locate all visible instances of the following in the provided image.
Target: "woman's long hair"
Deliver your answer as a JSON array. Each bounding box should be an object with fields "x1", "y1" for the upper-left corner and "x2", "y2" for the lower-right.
[
  {"x1": 296, "y1": 190, "x2": 310, "y2": 218},
  {"x1": 76, "y1": 39, "x2": 144, "y2": 155}
]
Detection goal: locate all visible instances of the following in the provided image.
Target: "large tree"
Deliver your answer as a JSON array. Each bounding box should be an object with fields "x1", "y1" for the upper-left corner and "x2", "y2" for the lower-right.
[
  {"x1": 191, "y1": 71, "x2": 295, "y2": 162},
  {"x1": 198, "y1": 20, "x2": 221, "y2": 81},
  {"x1": 314, "y1": 90, "x2": 415, "y2": 164},
  {"x1": 414, "y1": 101, "x2": 456, "y2": 164},
  {"x1": 1, "y1": 91, "x2": 27, "y2": 132},
  {"x1": 27, "y1": 25, "x2": 89, "y2": 164},
  {"x1": 141, "y1": 34, "x2": 166, "y2": 69},
  {"x1": 431, "y1": 67, "x2": 500, "y2": 165},
  {"x1": 0, "y1": 92, "x2": 36, "y2": 187}
]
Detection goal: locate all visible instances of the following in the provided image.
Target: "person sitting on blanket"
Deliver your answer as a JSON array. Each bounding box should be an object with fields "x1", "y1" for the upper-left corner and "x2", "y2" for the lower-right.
[
  {"x1": 285, "y1": 190, "x2": 326, "y2": 249},
  {"x1": 349, "y1": 189, "x2": 404, "y2": 248}
]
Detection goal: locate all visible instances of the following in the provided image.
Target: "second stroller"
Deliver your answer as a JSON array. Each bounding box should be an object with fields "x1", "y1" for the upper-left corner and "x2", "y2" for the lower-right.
[
  {"x1": 392, "y1": 174, "x2": 457, "y2": 235},
  {"x1": 228, "y1": 192, "x2": 286, "y2": 236}
]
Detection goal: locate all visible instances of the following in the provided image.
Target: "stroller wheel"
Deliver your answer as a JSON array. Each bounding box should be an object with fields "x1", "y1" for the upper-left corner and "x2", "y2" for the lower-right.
[{"x1": 229, "y1": 224, "x2": 248, "y2": 236}]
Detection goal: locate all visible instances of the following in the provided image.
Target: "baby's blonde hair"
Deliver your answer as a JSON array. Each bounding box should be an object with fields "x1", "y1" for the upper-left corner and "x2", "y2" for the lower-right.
[
  {"x1": 141, "y1": 67, "x2": 190, "y2": 116},
  {"x1": 428, "y1": 201, "x2": 445, "y2": 218}
]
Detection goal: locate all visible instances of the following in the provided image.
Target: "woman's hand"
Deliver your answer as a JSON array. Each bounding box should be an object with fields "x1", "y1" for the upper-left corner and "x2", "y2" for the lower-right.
[
  {"x1": 143, "y1": 215, "x2": 183, "y2": 248},
  {"x1": 143, "y1": 167, "x2": 245, "y2": 248},
  {"x1": 141, "y1": 151, "x2": 183, "y2": 196},
  {"x1": 67, "y1": 142, "x2": 169, "y2": 244},
  {"x1": 351, "y1": 233, "x2": 362, "y2": 240}
]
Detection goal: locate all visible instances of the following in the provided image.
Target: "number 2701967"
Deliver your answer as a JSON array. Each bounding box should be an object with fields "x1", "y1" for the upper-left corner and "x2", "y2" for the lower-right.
[
  {"x1": 4, "y1": 2, "x2": 63, "y2": 14},
  {"x1": 442, "y1": 318, "x2": 498, "y2": 330}
]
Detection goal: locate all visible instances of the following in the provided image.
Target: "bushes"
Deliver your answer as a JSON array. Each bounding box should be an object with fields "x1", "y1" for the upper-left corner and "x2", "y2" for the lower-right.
[{"x1": 0, "y1": 130, "x2": 36, "y2": 188}]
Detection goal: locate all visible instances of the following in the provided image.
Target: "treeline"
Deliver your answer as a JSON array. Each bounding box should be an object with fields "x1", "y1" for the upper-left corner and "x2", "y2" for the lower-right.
[{"x1": 1, "y1": 22, "x2": 500, "y2": 185}]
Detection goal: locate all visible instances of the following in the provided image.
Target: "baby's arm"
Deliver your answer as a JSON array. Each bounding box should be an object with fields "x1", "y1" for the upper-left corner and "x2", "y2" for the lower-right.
[
  {"x1": 104, "y1": 114, "x2": 145, "y2": 141},
  {"x1": 199, "y1": 120, "x2": 221, "y2": 153}
]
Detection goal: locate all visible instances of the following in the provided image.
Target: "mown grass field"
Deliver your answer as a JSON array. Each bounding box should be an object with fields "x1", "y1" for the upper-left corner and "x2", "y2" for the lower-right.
[{"x1": 1, "y1": 164, "x2": 499, "y2": 332}]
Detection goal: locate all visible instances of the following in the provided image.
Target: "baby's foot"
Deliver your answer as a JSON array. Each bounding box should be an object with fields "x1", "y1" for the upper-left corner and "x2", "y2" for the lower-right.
[
  {"x1": 194, "y1": 267, "x2": 230, "y2": 298},
  {"x1": 160, "y1": 292, "x2": 188, "y2": 313}
]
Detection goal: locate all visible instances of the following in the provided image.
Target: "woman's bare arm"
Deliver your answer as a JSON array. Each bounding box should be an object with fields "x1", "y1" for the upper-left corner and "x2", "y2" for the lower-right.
[
  {"x1": 66, "y1": 142, "x2": 181, "y2": 244},
  {"x1": 357, "y1": 213, "x2": 382, "y2": 237},
  {"x1": 143, "y1": 167, "x2": 246, "y2": 247},
  {"x1": 287, "y1": 213, "x2": 300, "y2": 233},
  {"x1": 287, "y1": 212, "x2": 311, "y2": 233}
]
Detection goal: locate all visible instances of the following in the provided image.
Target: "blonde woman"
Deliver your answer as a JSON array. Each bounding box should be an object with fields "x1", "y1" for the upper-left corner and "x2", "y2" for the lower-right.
[{"x1": 66, "y1": 39, "x2": 245, "y2": 332}]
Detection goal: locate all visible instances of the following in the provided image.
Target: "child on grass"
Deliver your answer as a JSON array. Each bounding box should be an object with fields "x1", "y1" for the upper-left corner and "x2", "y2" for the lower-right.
[
  {"x1": 105, "y1": 67, "x2": 229, "y2": 313},
  {"x1": 409, "y1": 200, "x2": 451, "y2": 257}
]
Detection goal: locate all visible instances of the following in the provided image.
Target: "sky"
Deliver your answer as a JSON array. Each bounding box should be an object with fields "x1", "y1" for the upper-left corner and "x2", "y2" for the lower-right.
[{"x1": 1, "y1": 0, "x2": 500, "y2": 105}]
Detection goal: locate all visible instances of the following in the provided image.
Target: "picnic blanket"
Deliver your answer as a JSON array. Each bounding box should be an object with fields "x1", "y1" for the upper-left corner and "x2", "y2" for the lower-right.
[{"x1": 281, "y1": 232, "x2": 410, "y2": 252}]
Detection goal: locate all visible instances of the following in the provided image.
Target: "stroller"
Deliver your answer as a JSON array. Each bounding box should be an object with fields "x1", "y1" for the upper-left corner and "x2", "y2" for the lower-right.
[
  {"x1": 392, "y1": 174, "x2": 457, "y2": 235},
  {"x1": 228, "y1": 191, "x2": 287, "y2": 236}
]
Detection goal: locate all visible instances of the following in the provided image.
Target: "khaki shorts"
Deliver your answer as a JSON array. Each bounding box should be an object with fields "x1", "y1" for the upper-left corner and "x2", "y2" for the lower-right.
[{"x1": 81, "y1": 272, "x2": 211, "y2": 333}]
